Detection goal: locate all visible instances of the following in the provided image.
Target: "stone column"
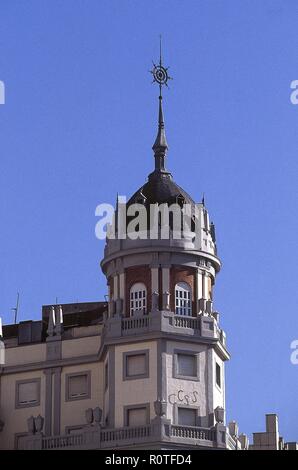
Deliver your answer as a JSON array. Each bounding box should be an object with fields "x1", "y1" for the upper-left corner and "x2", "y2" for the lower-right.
[
  {"x1": 113, "y1": 275, "x2": 118, "y2": 301},
  {"x1": 202, "y1": 272, "x2": 209, "y2": 300},
  {"x1": 196, "y1": 269, "x2": 203, "y2": 313},
  {"x1": 119, "y1": 271, "x2": 125, "y2": 308},
  {"x1": 43, "y1": 369, "x2": 53, "y2": 436},
  {"x1": 161, "y1": 266, "x2": 170, "y2": 310},
  {"x1": 53, "y1": 367, "x2": 62, "y2": 435},
  {"x1": 151, "y1": 266, "x2": 159, "y2": 312},
  {"x1": 151, "y1": 267, "x2": 159, "y2": 295}
]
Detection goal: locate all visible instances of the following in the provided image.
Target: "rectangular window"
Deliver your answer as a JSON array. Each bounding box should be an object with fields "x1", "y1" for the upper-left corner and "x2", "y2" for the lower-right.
[
  {"x1": 16, "y1": 379, "x2": 40, "y2": 408},
  {"x1": 178, "y1": 407, "x2": 197, "y2": 427},
  {"x1": 216, "y1": 362, "x2": 221, "y2": 388},
  {"x1": 130, "y1": 285, "x2": 147, "y2": 316},
  {"x1": 177, "y1": 354, "x2": 196, "y2": 377},
  {"x1": 123, "y1": 350, "x2": 149, "y2": 380},
  {"x1": 66, "y1": 372, "x2": 91, "y2": 401},
  {"x1": 127, "y1": 354, "x2": 146, "y2": 377},
  {"x1": 69, "y1": 375, "x2": 87, "y2": 398},
  {"x1": 175, "y1": 283, "x2": 192, "y2": 316},
  {"x1": 173, "y1": 349, "x2": 199, "y2": 381},
  {"x1": 125, "y1": 405, "x2": 149, "y2": 427}
]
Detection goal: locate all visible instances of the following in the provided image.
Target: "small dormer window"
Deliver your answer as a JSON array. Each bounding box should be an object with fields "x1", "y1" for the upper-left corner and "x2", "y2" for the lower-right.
[
  {"x1": 130, "y1": 282, "x2": 147, "y2": 316},
  {"x1": 136, "y1": 197, "x2": 146, "y2": 205},
  {"x1": 176, "y1": 195, "x2": 185, "y2": 206},
  {"x1": 135, "y1": 191, "x2": 147, "y2": 205}
]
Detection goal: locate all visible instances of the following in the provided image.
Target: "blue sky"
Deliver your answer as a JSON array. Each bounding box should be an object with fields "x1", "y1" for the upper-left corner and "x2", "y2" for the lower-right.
[{"x1": 1, "y1": 0, "x2": 298, "y2": 441}]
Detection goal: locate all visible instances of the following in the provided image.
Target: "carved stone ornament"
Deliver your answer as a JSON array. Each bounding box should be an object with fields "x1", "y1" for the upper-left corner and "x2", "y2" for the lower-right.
[
  {"x1": 215, "y1": 406, "x2": 225, "y2": 424},
  {"x1": 35, "y1": 415, "x2": 44, "y2": 434},
  {"x1": 154, "y1": 399, "x2": 167, "y2": 417},
  {"x1": 93, "y1": 407, "x2": 102, "y2": 425},
  {"x1": 27, "y1": 416, "x2": 35, "y2": 435},
  {"x1": 85, "y1": 408, "x2": 94, "y2": 425}
]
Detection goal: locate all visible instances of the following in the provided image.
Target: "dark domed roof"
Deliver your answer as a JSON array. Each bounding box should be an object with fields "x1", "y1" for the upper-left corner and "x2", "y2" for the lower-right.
[
  {"x1": 127, "y1": 170, "x2": 195, "y2": 208},
  {"x1": 127, "y1": 92, "x2": 195, "y2": 209}
]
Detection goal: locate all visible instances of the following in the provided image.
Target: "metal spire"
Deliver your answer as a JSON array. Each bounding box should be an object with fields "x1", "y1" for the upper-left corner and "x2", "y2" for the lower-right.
[
  {"x1": 150, "y1": 36, "x2": 172, "y2": 172},
  {"x1": 158, "y1": 34, "x2": 163, "y2": 98}
]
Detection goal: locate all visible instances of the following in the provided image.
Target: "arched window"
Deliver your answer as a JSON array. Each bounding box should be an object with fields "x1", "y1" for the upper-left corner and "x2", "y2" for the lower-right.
[
  {"x1": 175, "y1": 282, "x2": 192, "y2": 316},
  {"x1": 130, "y1": 282, "x2": 147, "y2": 316}
]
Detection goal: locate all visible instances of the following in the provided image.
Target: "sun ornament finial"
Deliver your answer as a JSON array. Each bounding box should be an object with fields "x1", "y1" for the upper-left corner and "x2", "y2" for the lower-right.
[{"x1": 150, "y1": 35, "x2": 172, "y2": 98}]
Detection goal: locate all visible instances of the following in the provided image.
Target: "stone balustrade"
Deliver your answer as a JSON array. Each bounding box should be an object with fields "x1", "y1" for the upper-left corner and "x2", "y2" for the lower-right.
[
  {"x1": 43, "y1": 433, "x2": 84, "y2": 450},
  {"x1": 102, "y1": 310, "x2": 227, "y2": 350},
  {"x1": 170, "y1": 425, "x2": 216, "y2": 441},
  {"x1": 21, "y1": 421, "x2": 223, "y2": 450},
  {"x1": 100, "y1": 424, "x2": 152, "y2": 448}
]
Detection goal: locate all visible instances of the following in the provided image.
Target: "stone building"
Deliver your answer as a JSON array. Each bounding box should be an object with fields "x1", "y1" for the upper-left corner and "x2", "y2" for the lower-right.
[{"x1": 0, "y1": 74, "x2": 296, "y2": 450}]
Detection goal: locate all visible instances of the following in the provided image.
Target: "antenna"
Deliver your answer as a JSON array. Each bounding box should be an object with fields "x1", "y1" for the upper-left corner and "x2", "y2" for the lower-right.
[
  {"x1": 11, "y1": 292, "x2": 20, "y2": 324},
  {"x1": 159, "y1": 34, "x2": 162, "y2": 66}
]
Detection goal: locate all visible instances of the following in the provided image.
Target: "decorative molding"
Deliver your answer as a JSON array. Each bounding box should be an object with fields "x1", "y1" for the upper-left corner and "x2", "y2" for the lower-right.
[{"x1": 2, "y1": 353, "x2": 100, "y2": 375}]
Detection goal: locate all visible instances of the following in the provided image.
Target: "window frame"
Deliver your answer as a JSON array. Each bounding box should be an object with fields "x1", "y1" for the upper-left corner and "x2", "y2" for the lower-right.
[
  {"x1": 65, "y1": 371, "x2": 91, "y2": 402},
  {"x1": 173, "y1": 349, "x2": 200, "y2": 381},
  {"x1": 123, "y1": 403, "x2": 150, "y2": 427},
  {"x1": 15, "y1": 378, "x2": 41, "y2": 409},
  {"x1": 129, "y1": 282, "x2": 147, "y2": 316},
  {"x1": 215, "y1": 362, "x2": 221, "y2": 389},
  {"x1": 175, "y1": 405, "x2": 200, "y2": 427},
  {"x1": 175, "y1": 281, "x2": 192, "y2": 316},
  {"x1": 123, "y1": 349, "x2": 149, "y2": 381}
]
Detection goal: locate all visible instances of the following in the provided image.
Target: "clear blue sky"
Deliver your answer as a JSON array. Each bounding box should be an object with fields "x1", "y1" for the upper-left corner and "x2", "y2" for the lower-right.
[{"x1": 1, "y1": 0, "x2": 297, "y2": 441}]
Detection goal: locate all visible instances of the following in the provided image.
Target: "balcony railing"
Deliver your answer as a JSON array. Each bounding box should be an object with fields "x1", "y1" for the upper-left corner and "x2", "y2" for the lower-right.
[
  {"x1": 121, "y1": 315, "x2": 151, "y2": 334},
  {"x1": 103, "y1": 311, "x2": 227, "y2": 352},
  {"x1": 100, "y1": 424, "x2": 152, "y2": 447},
  {"x1": 172, "y1": 316, "x2": 200, "y2": 330},
  {"x1": 171, "y1": 425, "x2": 215, "y2": 441},
  {"x1": 21, "y1": 422, "x2": 222, "y2": 450},
  {"x1": 42, "y1": 433, "x2": 84, "y2": 450}
]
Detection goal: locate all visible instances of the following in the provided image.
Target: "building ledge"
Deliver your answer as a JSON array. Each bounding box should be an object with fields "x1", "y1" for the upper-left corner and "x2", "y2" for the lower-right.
[{"x1": 100, "y1": 311, "x2": 229, "y2": 360}]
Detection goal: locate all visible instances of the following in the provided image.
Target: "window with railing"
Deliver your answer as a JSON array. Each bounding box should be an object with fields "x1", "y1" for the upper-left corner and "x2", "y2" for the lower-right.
[
  {"x1": 175, "y1": 282, "x2": 192, "y2": 316},
  {"x1": 130, "y1": 283, "x2": 147, "y2": 316}
]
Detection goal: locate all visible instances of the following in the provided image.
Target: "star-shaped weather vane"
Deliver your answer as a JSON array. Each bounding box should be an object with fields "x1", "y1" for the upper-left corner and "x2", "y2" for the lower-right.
[{"x1": 150, "y1": 35, "x2": 172, "y2": 97}]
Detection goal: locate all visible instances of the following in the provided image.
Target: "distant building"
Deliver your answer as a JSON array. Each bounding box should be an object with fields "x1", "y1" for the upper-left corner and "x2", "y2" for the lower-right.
[{"x1": 0, "y1": 62, "x2": 296, "y2": 450}]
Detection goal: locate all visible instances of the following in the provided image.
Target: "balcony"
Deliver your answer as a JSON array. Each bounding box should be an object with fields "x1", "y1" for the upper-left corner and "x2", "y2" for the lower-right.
[
  {"x1": 21, "y1": 420, "x2": 229, "y2": 450},
  {"x1": 101, "y1": 310, "x2": 227, "y2": 353}
]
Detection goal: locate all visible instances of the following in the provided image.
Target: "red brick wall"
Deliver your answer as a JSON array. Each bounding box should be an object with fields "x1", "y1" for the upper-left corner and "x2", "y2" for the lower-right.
[
  {"x1": 170, "y1": 266, "x2": 196, "y2": 315},
  {"x1": 125, "y1": 266, "x2": 152, "y2": 316}
]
